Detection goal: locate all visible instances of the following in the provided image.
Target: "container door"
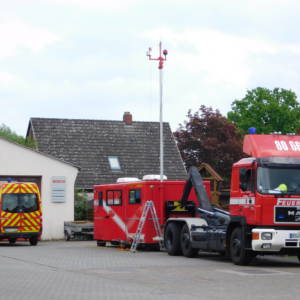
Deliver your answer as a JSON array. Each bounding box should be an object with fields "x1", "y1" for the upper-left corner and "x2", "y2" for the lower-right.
[
  {"x1": 126, "y1": 188, "x2": 143, "y2": 241},
  {"x1": 101, "y1": 189, "x2": 126, "y2": 242},
  {"x1": 93, "y1": 189, "x2": 104, "y2": 240}
]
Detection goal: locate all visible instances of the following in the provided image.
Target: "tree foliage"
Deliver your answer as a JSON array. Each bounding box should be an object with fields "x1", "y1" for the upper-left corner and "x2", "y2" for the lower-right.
[
  {"x1": 0, "y1": 124, "x2": 36, "y2": 148},
  {"x1": 174, "y1": 106, "x2": 243, "y2": 182},
  {"x1": 227, "y1": 87, "x2": 300, "y2": 135}
]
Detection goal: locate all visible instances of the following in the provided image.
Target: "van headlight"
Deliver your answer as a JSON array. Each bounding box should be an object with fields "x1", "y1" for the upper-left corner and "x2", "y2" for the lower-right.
[{"x1": 261, "y1": 232, "x2": 273, "y2": 240}]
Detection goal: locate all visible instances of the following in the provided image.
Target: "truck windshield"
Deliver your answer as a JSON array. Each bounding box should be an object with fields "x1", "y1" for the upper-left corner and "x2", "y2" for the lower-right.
[
  {"x1": 257, "y1": 167, "x2": 300, "y2": 195},
  {"x1": 2, "y1": 193, "x2": 38, "y2": 213}
]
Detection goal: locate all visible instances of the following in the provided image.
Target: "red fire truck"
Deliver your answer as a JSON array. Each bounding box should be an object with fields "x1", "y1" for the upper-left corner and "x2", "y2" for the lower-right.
[{"x1": 94, "y1": 133, "x2": 300, "y2": 265}]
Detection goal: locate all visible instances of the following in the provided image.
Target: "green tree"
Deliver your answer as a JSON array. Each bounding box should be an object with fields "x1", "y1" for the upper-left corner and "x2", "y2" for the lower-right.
[
  {"x1": 227, "y1": 87, "x2": 300, "y2": 135},
  {"x1": 174, "y1": 106, "x2": 243, "y2": 183},
  {"x1": 0, "y1": 124, "x2": 36, "y2": 148}
]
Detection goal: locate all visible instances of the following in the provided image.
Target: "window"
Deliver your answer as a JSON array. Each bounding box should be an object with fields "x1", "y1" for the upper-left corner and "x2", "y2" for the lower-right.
[
  {"x1": 239, "y1": 168, "x2": 253, "y2": 192},
  {"x1": 98, "y1": 192, "x2": 103, "y2": 206},
  {"x1": 108, "y1": 156, "x2": 121, "y2": 170},
  {"x1": 129, "y1": 189, "x2": 141, "y2": 204},
  {"x1": 106, "y1": 190, "x2": 122, "y2": 206},
  {"x1": 2, "y1": 193, "x2": 38, "y2": 213},
  {"x1": 257, "y1": 167, "x2": 300, "y2": 195}
]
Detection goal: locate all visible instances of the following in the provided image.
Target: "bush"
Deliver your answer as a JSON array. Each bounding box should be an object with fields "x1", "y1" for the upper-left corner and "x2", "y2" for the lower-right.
[{"x1": 74, "y1": 190, "x2": 93, "y2": 221}]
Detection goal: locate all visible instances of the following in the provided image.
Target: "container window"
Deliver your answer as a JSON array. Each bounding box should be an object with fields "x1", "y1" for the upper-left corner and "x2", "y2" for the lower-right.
[
  {"x1": 129, "y1": 189, "x2": 141, "y2": 204},
  {"x1": 98, "y1": 192, "x2": 103, "y2": 206},
  {"x1": 106, "y1": 190, "x2": 122, "y2": 206}
]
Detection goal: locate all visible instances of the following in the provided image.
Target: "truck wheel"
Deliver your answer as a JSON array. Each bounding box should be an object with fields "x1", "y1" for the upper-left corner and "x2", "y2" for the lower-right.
[
  {"x1": 9, "y1": 238, "x2": 16, "y2": 245},
  {"x1": 230, "y1": 227, "x2": 253, "y2": 265},
  {"x1": 180, "y1": 224, "x2": 198, "y2": 257},
  {"x1": 164, "y1": 222, "x2": 182, "y2": 255},
  {"x1": 64, "y1": 231, "x2": 71, "y2": 241},
  {"x1": 97, "y1": 240, "x2": 106, "y2": 247},
  {"x1": 29, "y1": 237, "x2": 38, "y2": 246}
]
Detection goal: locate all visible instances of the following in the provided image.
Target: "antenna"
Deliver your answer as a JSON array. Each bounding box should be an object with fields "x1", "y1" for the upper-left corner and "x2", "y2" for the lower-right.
[{"x1": 147, "y1": 41, "x2": 168, "y2": 182}]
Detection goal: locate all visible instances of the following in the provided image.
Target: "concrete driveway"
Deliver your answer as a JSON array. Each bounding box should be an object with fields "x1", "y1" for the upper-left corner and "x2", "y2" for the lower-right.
[{"x1": 0, "y1": 240, "x2": 299, "y2": 300}]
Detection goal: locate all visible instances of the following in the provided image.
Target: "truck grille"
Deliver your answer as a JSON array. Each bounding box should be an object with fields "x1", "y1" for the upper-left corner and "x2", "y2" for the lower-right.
[{"x1": 275, "y1": 206, "x2": 300, "y2": 223}]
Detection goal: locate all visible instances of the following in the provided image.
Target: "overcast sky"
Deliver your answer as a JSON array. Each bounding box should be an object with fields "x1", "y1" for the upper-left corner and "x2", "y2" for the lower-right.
[{"x1": 2, "y1": 0, "x2": 300, "y2": 135}]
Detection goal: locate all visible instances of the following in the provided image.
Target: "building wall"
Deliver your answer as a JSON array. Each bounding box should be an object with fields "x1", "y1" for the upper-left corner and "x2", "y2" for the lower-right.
[{"x1": 0, "y1": 138, "x2": 78, "y2": 240}]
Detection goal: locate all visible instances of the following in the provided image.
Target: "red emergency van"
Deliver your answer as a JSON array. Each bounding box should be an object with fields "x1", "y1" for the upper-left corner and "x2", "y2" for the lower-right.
[{"x1": 93, "y1": 176, "x2": 211, "y2": 247}]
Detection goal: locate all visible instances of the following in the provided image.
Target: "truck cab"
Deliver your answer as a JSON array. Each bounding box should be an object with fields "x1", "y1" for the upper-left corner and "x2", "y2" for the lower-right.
[
  {"x1": 164, "y1": 133, "x2": 300, "y2": 265},
  {"x1": 229, "y1": 134, "x2": 300, "y2": 261}
]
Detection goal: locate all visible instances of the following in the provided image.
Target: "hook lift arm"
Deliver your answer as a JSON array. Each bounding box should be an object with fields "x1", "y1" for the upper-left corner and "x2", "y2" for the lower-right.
[{"x1": 181, "y1": 166, "x2": 230, "y2": 225}]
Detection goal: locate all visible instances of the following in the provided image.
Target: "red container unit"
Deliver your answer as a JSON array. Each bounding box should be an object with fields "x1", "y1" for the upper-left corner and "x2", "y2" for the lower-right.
[{"x1": 93, "y1": 177, "x2": 211, "y2": 247}]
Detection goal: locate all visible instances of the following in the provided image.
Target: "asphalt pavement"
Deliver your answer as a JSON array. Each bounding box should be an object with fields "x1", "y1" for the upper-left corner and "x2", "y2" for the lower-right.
[{"x1": 0, "y1": 240, "x2": 299, "y2": 300}]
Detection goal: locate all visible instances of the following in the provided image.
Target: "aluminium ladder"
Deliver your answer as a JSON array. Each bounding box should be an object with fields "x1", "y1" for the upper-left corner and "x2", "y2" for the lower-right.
[{"x1": 130, "y1": 200, "x2": 164, "y2": 252}]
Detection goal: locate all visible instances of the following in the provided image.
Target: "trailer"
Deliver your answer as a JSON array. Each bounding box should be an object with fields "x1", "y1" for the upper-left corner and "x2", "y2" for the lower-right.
[{"x1": 64, "y1": 221, "x2": 94, "y2": 241}]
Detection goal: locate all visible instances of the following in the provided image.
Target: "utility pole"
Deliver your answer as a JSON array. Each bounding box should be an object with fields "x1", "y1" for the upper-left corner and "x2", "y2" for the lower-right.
[{"x1": 146, "y1": 42, "x2": 168, "y2": 182}]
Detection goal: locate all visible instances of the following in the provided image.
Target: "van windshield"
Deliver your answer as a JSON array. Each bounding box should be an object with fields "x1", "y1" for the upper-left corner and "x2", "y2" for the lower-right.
[
  {"x1": 2, "y1": 193, "x2": 38, "y2": 213},
  {"x1": 257, "y1": 167, "x2": 300, "y2": 195}
]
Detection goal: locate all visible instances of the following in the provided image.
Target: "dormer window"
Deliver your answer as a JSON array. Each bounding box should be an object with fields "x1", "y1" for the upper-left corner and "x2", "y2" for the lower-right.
[{"x1": 108, "y1": 156, "x2": 121, "y2": 171}]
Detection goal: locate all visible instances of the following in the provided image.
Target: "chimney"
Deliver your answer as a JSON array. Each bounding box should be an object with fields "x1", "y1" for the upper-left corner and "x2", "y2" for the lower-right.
[{"x1": 123, "y1": 111, "x2": 133, "y2": 125}]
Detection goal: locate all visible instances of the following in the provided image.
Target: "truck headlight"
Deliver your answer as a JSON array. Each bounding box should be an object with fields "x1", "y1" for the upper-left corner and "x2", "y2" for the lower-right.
[{"x1": 261, "y1": 232, "x2": 273, "y2": 240}]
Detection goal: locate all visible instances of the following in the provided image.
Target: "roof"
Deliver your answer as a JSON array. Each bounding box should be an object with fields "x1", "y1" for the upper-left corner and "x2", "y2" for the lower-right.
[
  {"x1": 0, "y1": 136, "x2": 79, "y2": 170},
  {"x1": 243, "y1": 134, "x2": 300, "y2": 158},
  {"x1": 27, "y1": 117, "x2": 187, "y2": 189}
]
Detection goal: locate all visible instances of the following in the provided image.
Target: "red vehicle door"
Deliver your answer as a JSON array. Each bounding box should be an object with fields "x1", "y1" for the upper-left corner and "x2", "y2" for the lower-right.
[
  {"x1": 125, "y1": 186, "x2": 143, "y2": 241},
  {"x1": 125, "y1": 183, "x2": 161, "y2": 244},
  {"x1": 94, "y1": 188, "x2": 126, "y2": 242}
]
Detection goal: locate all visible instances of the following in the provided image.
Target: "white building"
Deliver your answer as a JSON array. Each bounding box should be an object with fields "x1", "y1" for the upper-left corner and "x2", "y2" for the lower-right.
[{"x1": 0, "y1": 137, "x2": 79, "y2": 240}]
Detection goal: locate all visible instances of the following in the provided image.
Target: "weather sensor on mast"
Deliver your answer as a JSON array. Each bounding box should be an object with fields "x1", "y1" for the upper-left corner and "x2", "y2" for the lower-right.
[{"x1": 146, "y1": 42, "x2": 168, "y2": 182}]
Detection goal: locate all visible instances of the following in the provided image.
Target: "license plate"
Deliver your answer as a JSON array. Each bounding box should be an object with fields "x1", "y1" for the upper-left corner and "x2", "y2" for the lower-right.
[
  {"x1": 290, "y1": 233, "x2": 300, "y2": 239},
  {"x1": 4, "y1": 227, "x2": 18, "y2": 233}
]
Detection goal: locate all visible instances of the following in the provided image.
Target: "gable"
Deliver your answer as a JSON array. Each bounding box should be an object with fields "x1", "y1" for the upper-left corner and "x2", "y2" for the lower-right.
[{"x1": 0, "y1": 137, "x2": 78, "y2": 173}]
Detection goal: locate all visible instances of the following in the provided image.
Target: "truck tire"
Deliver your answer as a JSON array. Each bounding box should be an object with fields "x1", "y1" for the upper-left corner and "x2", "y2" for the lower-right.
[
  {"x1": 97, "y1": 240, "x2": 106, "y2": 247},
  {"x1": 180, "y1": 224, "x2": 198, "y2": 258},
  {"x1": 9, "y1": 238, "x2": 16, "y2": 245},
  {"x1": 230, "y1": 227, "x2": 253, "y2": 265},
  {"x1": 64, "y1": 231, "x2": 71, "y2": 241},
  {"x1": 29, "y1": 237, "x2": 38, "y2": 246},
  {"x1": 164, "y1": 222, "x2": 182, "y2": 255}
]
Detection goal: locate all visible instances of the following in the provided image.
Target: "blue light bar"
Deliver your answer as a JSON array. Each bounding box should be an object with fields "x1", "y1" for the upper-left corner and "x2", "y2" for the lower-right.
[{"x1": 248, "y1": 127, "x2": 256, "y2": 134}]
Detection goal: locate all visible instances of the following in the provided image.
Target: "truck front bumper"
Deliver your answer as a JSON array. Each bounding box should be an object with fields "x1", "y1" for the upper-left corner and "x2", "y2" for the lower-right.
[{"x1": 252, "y1": 228, "x2": 300, "y2": 252}]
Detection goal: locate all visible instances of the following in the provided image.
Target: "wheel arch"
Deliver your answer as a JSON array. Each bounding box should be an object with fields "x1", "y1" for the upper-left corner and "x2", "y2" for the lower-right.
[{"x1": 226, "y1": 216, "x2": 247, "y2": 252}]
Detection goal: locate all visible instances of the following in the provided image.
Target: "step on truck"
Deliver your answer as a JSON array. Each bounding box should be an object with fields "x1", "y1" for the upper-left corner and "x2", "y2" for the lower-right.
[{"x1": 0, "y1": 181, "x2": 42, "y2": 245}]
